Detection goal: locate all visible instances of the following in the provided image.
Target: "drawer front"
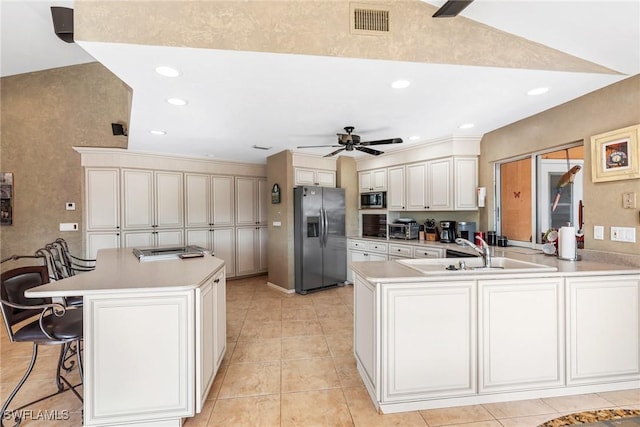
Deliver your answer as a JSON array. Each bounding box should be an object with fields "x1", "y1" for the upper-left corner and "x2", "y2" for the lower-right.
[
  {"x1": 389, "y1": 244, "x2": 412, "y2": 257},
  {"x1": 367, "y1": 242, "x2": 388, "y2": 253},
  {"x1": 349, "y1": 240, "x2": 367, "y2": 250},
  {"x1": 413, "y1": 247, "x2": 443, "y2": 258}
]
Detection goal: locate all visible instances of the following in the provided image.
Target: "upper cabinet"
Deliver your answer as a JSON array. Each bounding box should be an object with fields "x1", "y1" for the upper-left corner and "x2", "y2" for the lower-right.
[
  {"x1": 294, "y1": 168, "x2": 336, "y2": 187},
  {"x1": 359, "y1": 169, "x2": 387, "y2": 192},
  {"x1": 382, "y1": 156, "x2": 474, "y2": 212},
  {"x1": 86, "y1": 168, "x2": 120, "y2": 231},
  {"x1": 236, "y1": 177, "x2": 268, "y2": 226},
  {"x1": 121, "y1": 169, "x2": 184, "y2": 229},
  {"x1": 185, "y1": 174, "x2": 235, "y2": 227}
]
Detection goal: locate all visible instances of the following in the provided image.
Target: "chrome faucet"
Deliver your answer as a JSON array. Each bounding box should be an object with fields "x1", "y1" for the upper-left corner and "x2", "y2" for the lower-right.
[{"x1": 455, "y1": 237, "x2": 492, "y2": 268}]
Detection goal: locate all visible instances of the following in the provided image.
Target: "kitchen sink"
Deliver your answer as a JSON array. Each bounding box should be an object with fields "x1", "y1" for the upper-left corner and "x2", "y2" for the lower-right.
[{"x1": 395, "y1": 257, "x2": 558, "y2": 275}]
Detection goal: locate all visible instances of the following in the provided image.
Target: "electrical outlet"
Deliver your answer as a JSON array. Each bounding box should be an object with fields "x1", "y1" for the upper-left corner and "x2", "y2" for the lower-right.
[
  {"x1": 611, "y1": 226, "x2": 636, "y2": 243},
  {"x1": 59, "y1": 223, "x2": 78, "y2": 231},
  {"x1": 622, "y1": 192, "x2": 636, "y2": 209},
  {"x1": 594, "y1": 225, "x2": 604, "y2": 240}
]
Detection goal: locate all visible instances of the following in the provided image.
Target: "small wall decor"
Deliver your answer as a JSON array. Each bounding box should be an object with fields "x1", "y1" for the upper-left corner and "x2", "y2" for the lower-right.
[
  {"x1": 0, "y1": 172, "x2": 13, "y2": 225},
  {"x1": 590, "y1": 124, "x2": 640, "y2": 182},
  {"x1": 271, "y1": 183, "x2": 281, "y2": 204}
]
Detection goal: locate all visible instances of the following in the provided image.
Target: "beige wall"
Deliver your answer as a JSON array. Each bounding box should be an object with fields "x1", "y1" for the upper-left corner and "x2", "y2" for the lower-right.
[
  {"x1": 337, "y1": 156, "x2": 358, "y2": 237},
  {"x1": 479, "y1": 74, "x2": 640, "y2": 256},
  {"x1": 266, "y1": 150, "x2": 294, "y2": 290},
  {"x1": 0, "y1": 63, "x2": 131, "y2": 261}
]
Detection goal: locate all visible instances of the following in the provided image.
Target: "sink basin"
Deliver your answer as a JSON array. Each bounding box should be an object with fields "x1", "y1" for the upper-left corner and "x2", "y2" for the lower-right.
[{"x1": 395, "y1": 257, "x2": 558, "y2": 275}]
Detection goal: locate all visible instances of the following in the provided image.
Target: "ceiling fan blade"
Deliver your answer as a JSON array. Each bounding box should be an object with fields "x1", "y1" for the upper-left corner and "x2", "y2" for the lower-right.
[
  {"x1": 432, "y1": 0, "x2": 474, "y2": 18},
  {"x1": 325, "y1": 148, "x2": 346, "y2": 157},
  {"x1": 361, "y1": 138, "x2": 403, "y2": 146},
  {"x1": 297, "y1": 144, "x2": 343, "y2": 148},
  {"x1": 356, "y1": 146, "x2": 384, "y2": 156}
]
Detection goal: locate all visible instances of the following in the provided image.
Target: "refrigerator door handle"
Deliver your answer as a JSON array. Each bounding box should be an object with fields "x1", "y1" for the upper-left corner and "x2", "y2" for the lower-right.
[
  {"x1": 318, "y1": 208, "x2": 325, "y2": 247},
  {"x1": 322, "y1": 208, "x2": 329, "y2": 248}
]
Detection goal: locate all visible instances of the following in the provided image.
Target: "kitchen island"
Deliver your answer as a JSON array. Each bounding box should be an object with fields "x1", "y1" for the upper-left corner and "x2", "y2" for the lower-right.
[
  {"x1": 350, "y1": 254, "x2": 640, "y2": 414},
  {"x1": 25, "y1": 247, "x2": 227, "y2": 427}
]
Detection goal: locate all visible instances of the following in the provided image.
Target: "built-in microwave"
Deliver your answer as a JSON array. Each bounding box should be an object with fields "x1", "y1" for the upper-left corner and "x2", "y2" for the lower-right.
[{"x1": 360, "y1": 192, "x2": 386, "y2": 209}]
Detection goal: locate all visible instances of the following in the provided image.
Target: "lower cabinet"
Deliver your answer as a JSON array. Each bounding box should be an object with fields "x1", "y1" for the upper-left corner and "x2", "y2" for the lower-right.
[
  {"x1": 86, "y1": 232, "x2": 120, "y2": 259},
  {"x1": 186, "y1": 228, "x2": 236, "y2": 278},
  {"x1": 122, "y1": 229, "x2": 184, "y2": 248},
  {"x1": 566, "y1": 275, "x2": 640, "y2": 385},
  {"x1": 354, "y1": 276, "x2": 377, "y2": 391},
  {"x1": 381, "y1": 281, "x2": 476, "y2": 401},
  {"x1": 235, "y1": 226, "x2": 268, "y2": 276},
  {"x1": 478, "y1": 278, "x2": 564, "y2": 392},
  {"x1": 195, "y1": 269, "x2": 226, "y2": 412},
  {"x1": 348, "y1": 250, "x2": 387, "y2": 283}
]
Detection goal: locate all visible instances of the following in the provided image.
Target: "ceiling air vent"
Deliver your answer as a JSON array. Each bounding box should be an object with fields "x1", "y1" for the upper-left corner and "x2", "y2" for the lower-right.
[{"x1": 351, "y1": 4, "x2": 390, "y2": 35}]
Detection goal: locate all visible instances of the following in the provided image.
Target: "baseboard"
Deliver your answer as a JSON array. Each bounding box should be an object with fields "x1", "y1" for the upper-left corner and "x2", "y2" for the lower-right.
[{"x1": 267, "y1": 281, "x2": 295, "y2": 294}]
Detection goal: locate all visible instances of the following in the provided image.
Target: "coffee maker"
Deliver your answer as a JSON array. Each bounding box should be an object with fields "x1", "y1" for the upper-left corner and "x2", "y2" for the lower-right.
[
  {"x1": 439, "y1": 221, "x2": 456, "y2": 243},
  {"x1": 457, "y1": 222, "x2": 476, "y2": 241}
]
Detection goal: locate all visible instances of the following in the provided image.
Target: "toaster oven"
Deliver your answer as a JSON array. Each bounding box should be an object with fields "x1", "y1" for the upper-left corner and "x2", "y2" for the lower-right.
[{"x1": 388, "y1": 223, "x2": 420, "y2": 240}]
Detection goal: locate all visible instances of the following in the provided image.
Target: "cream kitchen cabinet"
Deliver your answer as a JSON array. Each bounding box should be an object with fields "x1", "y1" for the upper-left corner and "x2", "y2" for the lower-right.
[
  {"x1": 406, "y1": 159, "x2": 453, "y2": 211},
  {"x1": 387, "y1": 166, "x2": 406, "y2": 210},
  {"x1": 185, "y1": 227, "x2": 236, "y2": 278},
  {"x1": 354, "y1": 276, "x2": 377, "y2": 391},
  {"x1": 185, "y1": 174, "x2": 235, "y2": 228},
  {"x1": 121, "y1": 169, "x2": 184, "y2": 230},
  {"x1": 122, "y1": 229, "x2": 184, "y2": 248},
  {"x1": 388, "y1": 243, "x2": 413, "y2": 259},
  {"x1": 478, "y1": 278, "x2": 565, "y2": 393},
  {"x1": 347, "y1": 239, "x2": 388, "y2": 282},
  {"x1": 195, "y1": 268, "x2": 226, "y2": 412},
  {"x1": 86, "y1": 232, "x2": 121, "y2": 259},
  {"x1": 566, "y1": 275, "x2": 640, "y2": 385},
  {"x1": 454, "y1": 157, "x2": 478, "y2": 210},
  {"x1": 85, "y1": 168, "x2": 121, "y2": 257},
  {"x1": 235, "y1": 226, "x2": 268, "y2": 276},
  {"x1": 359, "y1": 168, "x2": 387, "y2": 192},
  {"x1": 294, "y1": 168, "x2": 336, "y2": 187},
  {"x1": 236, "y1": 177, "x2": 267, "y2": 226},
  {"x1": 413, "y1": 246, "x2": 445, "y2": 258}
]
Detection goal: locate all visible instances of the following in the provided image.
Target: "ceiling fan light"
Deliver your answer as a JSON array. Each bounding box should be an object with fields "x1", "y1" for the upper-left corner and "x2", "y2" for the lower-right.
[
  {"x1": 155, "y1": 66, "x2": 181, "y2": 77},
  {"x1": 167, "y1": 98, "x2": 188, "y2": 106},
  {"x1": 150, "y1": 130, "x2": 167, "y2": 135},
  {"x1": 391, "y1": 80, "x2": 411, "y2": 89},
  {"x1": 409, "y1": 135, "x2": 421, "y2": 141},
  {"x1": 527, "y1": 87, "x2": 549, "y2": 96}
]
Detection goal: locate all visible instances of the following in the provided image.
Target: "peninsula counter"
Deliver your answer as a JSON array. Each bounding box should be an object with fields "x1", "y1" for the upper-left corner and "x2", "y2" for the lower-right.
[
  {"x1": 350, "y1": 256, "x2": 640, "y2": 414},
  {"x1": 25, "y1": 248, "x2": 227, "y2": 427}
]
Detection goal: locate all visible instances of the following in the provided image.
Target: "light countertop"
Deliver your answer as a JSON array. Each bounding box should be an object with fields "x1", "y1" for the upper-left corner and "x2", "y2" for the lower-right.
[{"x1": 25, "y1": 247, "x2": 225, "y2": 298}]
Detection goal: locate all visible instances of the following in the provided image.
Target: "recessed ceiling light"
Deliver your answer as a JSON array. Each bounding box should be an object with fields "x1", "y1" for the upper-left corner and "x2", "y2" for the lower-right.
[
  {"x1": 206, "y1": 154, "x2": 215, "y2": 158},
  {"x1": 459, "y1": 123, "x2": 475, "y2": 129},
  {"x1": 409, "y1": 136, "x2": 420, "y2": 141},
  {"x1": 391, "y1": 80, "x2": 411, "y2": 89},
  {"x1": 167, "y1": 98, "x2": 188, "y2": 106},
  {"x1": 155, "y1": 66, "x2": 180, "y2": 77},
  {"x1": 527, "y1": 87, "x2": 549, "y2": 96},
  {"x1": 149, "y1": 130, "x2": 166, "y2": 135},
  {"x1": 252, "y1": 145, "x2": 272, "y2": 150}
]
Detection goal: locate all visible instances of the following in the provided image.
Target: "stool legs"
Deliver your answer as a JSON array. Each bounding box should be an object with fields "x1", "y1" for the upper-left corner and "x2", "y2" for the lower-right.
[{"x1": 1, "y1": 343, "x2": 39, "y2": 427}]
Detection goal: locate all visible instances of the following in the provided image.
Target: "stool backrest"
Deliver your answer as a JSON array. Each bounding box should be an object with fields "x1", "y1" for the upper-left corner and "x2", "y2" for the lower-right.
[{"x1": 0, "y1": 265, "x2": 51, "y2": 338}]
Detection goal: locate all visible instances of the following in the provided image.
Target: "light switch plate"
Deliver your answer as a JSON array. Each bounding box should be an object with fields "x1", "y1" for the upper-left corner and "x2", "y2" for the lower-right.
[
  {"x1": 66, "y1": 202, "x2": 76, "y2": 211},
  {"x1": 611, "y1": 226, "x2": 636, "y2": 242},
  {"x1": 594, "y1": 225, "x2": 604, "y2": 240},
  {"x1": 59, "y1": 223, "x2": 78, "y2": 231}
]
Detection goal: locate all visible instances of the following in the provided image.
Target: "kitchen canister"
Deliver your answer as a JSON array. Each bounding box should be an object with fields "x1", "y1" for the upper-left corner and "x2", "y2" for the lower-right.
[
  {"x1": 487, "y1": 231, "x2": 497, "y2": 246},
  {"x1": 497, "y1": 236, "x2": 508, "y2": 247},
  {"x1": 558, "y1": 223, "x2": 581, "y2": 261}
]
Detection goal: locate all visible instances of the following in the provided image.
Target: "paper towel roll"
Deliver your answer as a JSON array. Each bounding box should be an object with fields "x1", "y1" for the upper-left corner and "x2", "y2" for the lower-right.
[{"x1": 558, "y1": 225, "x2": 577, "y2": 259}]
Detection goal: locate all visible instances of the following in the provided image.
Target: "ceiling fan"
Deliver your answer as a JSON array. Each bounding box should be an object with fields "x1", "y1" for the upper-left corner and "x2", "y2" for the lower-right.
[
  {"x1": 297, "y1": 126, "x2": 403, "y2": 157},
  {"x1": 432, "y1": 0, "x2": 474, "y2": 18}
]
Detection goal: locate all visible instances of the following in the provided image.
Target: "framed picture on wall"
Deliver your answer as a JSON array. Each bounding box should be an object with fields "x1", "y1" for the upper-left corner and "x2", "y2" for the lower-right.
[
  {"x1": 0, "y1": 172, "x2": 13, "y2": 225},
  {"x1": 590, "y1": 124, "x2": 640, "y2": 182}
]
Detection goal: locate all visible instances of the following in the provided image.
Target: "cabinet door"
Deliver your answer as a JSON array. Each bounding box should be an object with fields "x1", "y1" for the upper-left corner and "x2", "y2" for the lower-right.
[
  {"x1": 185, "y1": 174, "x2": 211, "y2": 228},
  {"x1": 566, "y1": 275, "x2": 640, "y2": 385},
  {"x1": 413, "y1": 247, "x2": 444, "y2": 258},
  {"x1": 235, "y1": 177, "x2": 257, "y2": 226},
  {"x1": 86, "y1": 168, "x2": 120, "y2": 231},
  {"x1": 156, "y1": 229, "x2": 184, "y2": 247},
  {"x1": 195, "y1": 279, "x2": 215, "y2": 413},
  {"x1": 185, "y1": 229, "x2": 212, "y2": 251},
  {"x1": 387, "y1": 166, "x2": 405, "y2": 210},
  {"x1": 212, "y1": 228, "x2": 236, "y2": 278},
  {"x1": 86, "y1": 232, "x2": 120, "y2": 259},
  {"x1": 294, "y1": 168, "x2": 316, "y2": 186},
  {"x1": 354, "y1": 275, "x2": 377, "y2": 389},
  {"x1": 428, "y1": 158, "x2": 453, "y2": 210},
  {"x1": 258, "y1": 226, "x2": 268, "y2": 272},
  {"x1": 478, "y1": 278, "x2": 564, "y2": 392},
  {"x1": 406, "y1": 163, "x2": 427, "y2": 210},
  {"x1": 382, "y1": 281, "x2": 476, "y2": 401},
  {"x1": 122, "y1": 169, "x2": 154, "y2": 229},
  {"x1": 212, "y1": 176, "x2": 235, "y2": 226},
  {"x1": 155, "y1": 171, "x2": 184, "y2": 228},
  {"x1": 316, "y1": 170, "x2": 336, "y2": 187},
  {"x1": 371, "y1": 169, "x2": 387, "y2": 191},
  {"x1": 235, "y1": 227, "x2": 257, "y2": 276},
  {"x1": 122, "y1": 230, "x2": 155, "y2": 248},
  {"x1": 257, "y1": 178, "x2": 268, "y2": 225},
  {"x1": 213, "y1": 271, "x2": 227, "y2": 370},
  {"x1": 359, "y1": 171, "x2": 372, "y2": 192},
  {"x1": 455, "y1": 157, "x2": 478, "y2": 210}
]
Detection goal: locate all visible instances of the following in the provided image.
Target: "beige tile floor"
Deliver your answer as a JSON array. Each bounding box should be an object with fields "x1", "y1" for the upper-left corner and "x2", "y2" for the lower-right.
[{"x1": 1, "y1": 274, "x2": 638, "y2": 426}]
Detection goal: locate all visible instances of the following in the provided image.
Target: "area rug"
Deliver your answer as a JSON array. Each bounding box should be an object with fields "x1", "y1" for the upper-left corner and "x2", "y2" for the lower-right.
[{"x1": 539, "y1": 409, "x2": 640, "y2": 426}]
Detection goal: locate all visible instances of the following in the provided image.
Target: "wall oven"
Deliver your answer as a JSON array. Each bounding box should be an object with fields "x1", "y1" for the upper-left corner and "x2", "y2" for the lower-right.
[{"x1": 360, "y1": 192, "x2": 386, "y2": 209}]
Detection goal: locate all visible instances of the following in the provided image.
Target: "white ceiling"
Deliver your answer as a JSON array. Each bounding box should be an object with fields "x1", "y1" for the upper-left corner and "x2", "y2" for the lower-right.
[{"x1": 2, "y1": 1, "x2": 639, "y2": 165}]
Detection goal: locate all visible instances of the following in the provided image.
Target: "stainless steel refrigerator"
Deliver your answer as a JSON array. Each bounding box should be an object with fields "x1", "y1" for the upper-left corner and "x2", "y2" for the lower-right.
[{"x1": 294, "y1": 186, "x2": 347, "y2": 294}]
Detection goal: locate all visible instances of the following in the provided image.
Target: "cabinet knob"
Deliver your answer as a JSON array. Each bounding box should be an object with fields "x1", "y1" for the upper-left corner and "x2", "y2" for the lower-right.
[{"x1": 214, "y1": 278, "x2": 220, "y2": 284}]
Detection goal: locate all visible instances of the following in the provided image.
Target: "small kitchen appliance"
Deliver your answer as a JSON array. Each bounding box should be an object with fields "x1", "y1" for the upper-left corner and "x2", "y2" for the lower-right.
[
  {"x1": 388, "y1": 219, "x2": 419, "y2": 240},
  {"x1": 457, "y1": 222, "x2": 476, "y2": 241},
  {"x1": 424, "y1": 218, "x2": 439, "y2": 241},
  {"x1": 439, "y1": 221, "x2": 456, "y2": 243},
  {"x1": 360, "y1": 191, "x2": 386, "y2": 209}
]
